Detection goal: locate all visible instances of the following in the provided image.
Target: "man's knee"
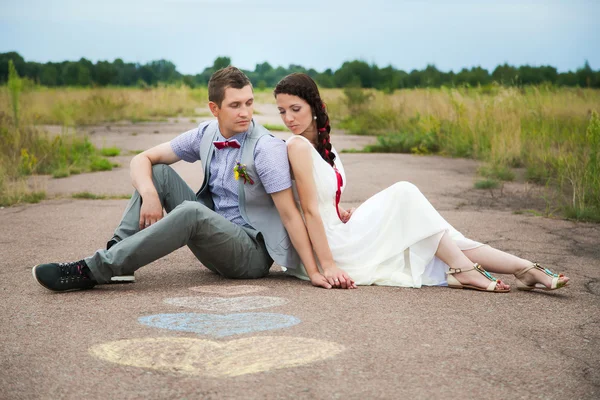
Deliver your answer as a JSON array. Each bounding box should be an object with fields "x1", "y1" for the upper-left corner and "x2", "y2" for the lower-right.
[
  {"x1": 151, "y1": 163, "x2": 174, "y2": 179},
  {"x1": 174, "y1": 200, "x2": 205, "y2": 216}
]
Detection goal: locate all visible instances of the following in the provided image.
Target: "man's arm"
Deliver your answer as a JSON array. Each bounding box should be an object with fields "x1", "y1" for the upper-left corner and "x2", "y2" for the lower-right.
[
  {"x1": 271, "y1": 188, "x2": 332, "y2": 289},
  {"x1": 131, "y1": 142, "x2": 182, "y2": 229}
]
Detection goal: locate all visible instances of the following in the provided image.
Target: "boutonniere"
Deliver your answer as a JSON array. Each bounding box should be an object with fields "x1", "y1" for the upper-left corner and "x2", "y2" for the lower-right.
[{"x1": 233, "y1": 161, "x2": 254, "y2": 185}]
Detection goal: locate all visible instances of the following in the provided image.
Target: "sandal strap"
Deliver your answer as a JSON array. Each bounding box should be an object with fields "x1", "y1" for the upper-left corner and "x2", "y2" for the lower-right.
[
  {"x1": 473, "y1": 263, "x2": 498, "y2": 282},
  {"x1": 448, "y1": 263, "x2": 498, "y2": 282},
  {"x1": 486, "y1": 280, "x2": 499, "y2": 291},
  {"x1": 514, "y1": 263, "x2": 537, "y2": 278},
  {"x1": 447, "y1": 266, "x2": 475, "y2": 275},
  {"x1": 515, "y1": 263, "x2": 561, "y2": 279}
]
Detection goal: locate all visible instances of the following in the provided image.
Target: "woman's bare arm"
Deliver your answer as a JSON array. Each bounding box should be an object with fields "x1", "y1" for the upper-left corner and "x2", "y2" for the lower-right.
[{"x1": 287, "y1": 138, "x2": 356, "y2": 289}]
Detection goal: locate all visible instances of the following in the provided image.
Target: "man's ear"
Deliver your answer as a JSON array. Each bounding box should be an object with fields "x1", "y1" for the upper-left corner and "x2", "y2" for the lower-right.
[{"x1": 208, "y1": 101, "x2": 219, "y2": 117}]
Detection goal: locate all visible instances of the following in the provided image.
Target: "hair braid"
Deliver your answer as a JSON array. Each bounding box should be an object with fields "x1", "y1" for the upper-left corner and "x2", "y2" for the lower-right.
[{"x1": 274, "y1": 74, "x2": 336, "y2": 166}]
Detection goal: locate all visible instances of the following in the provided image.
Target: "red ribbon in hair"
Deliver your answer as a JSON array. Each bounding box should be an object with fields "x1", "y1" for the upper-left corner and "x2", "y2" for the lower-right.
[{"x1": 318, "y1": 127, "x2": 327, "y2": 133}]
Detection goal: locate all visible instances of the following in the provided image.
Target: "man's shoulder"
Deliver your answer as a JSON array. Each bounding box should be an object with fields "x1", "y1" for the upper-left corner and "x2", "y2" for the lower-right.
[
  {"x1": 254, "y1": 131, "x2": 287, "y2": 154},
  {"x1": 195, "y1": 119, "x2": 216, "y2": 137}
]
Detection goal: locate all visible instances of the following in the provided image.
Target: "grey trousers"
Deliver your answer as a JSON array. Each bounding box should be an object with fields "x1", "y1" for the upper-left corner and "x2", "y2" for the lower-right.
[{"x1": 85, "y1": 164, "x2": 273, "y2": 284}]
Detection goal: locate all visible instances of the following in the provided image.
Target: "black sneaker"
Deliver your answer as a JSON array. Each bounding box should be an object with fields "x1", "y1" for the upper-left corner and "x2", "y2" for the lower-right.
[{"x1": 32, "y1": 260, "x2": 97, "y2": 292}]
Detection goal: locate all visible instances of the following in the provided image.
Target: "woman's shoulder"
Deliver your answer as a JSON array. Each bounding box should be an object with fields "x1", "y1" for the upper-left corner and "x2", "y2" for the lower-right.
[
  {"x1": 286, "y1": 135, "x2": 315, "y2": 158},
  {"x1": 286, "y1": 135, "x2": 313, "y2": 147}
]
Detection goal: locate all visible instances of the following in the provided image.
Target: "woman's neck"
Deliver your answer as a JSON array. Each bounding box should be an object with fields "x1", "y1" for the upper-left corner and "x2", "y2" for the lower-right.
[{"x1": 301, "y1": 123, "x2": 318, "y2": 147}]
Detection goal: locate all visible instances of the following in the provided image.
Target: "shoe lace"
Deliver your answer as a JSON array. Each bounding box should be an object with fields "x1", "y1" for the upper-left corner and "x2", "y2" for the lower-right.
[{"x1": 57, "y1": 261, "x2": 90, "y2": 281}]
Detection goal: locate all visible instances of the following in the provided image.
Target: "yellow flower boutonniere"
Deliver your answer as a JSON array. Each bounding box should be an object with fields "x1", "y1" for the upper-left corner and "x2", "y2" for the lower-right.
[{"x1": 233, "y1": 161, "x2": 254, "y2": 185}]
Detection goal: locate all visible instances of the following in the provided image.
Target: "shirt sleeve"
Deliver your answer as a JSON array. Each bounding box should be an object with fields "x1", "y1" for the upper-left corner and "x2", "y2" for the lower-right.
[
  {"x1": 254, "y1": 135, "x2": 293, "y2": 194},
  {"x1": 170, "y1": 121, "x2": 211, "y2": 163}
]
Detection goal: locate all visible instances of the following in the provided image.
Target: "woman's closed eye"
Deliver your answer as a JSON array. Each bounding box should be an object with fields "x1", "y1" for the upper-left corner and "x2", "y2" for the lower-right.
[{"x1": 278, "y1": 107, "x2": 302, "y2": 115}]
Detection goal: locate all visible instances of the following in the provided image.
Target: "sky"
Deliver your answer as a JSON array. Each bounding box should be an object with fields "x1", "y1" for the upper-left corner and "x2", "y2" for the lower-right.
[{"x1": 1, "y1": 0, "x2": 598, "y2": 74}]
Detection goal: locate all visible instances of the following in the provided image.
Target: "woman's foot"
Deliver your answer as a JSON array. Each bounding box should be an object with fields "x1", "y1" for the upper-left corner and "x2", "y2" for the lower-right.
[
  {"x1": 514, "y1": 263, "x2": 569, "y2": 291},
  {"x1": 447, "y1": 263, "x2": 510, "y2": 292}
]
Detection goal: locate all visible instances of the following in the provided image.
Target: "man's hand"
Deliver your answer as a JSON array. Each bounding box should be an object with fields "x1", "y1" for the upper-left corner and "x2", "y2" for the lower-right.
[
  {"x1": 139, "y1": 194, "x2": 164, "y2": 230},
  {"x1": 130, "y1": 142, "x2": 182, "y2": 230},
  {"x1": 323, "y1": 265, "x2": 357, "y2": 289},
  {"x1": 309, "y1": 272, "x2": 333, "y2": 289}
]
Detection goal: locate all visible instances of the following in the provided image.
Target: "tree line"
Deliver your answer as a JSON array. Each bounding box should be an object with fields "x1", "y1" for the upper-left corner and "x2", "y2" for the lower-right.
[{"x1": 1, "y1": 52, "x2": 598, "y2": 89}]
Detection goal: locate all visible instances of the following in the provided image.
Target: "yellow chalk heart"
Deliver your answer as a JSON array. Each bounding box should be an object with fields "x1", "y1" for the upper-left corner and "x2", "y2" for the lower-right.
[{"x1": 90, "y1": 336, "x2": 345, "y2": 377}]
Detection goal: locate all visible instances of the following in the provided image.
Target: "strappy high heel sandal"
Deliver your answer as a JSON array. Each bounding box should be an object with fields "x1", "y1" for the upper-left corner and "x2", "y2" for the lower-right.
[
  {"x1": 447, "y1": 263, "x2": 510, "y2": 293},
  {"x1": 514, "y1": 263, "x2": 569, "y2": 291}
]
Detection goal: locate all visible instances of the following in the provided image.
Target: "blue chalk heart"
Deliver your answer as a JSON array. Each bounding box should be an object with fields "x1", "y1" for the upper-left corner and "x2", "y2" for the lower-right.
[{"x1": 138, "y1": 313, "x2": 301, "y2": 337}]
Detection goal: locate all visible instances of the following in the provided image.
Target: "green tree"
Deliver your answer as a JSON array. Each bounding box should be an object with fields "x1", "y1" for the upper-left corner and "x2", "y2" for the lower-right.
[
  {"x1": 576, "y1": 61, "x2": 594, "y2": 87},
  {"x1": 94, "y1": 61, "x2": 118, "y2": 85},
  {"x1": 0, "y1": 52, "x2": 26, "y2": 83},
  {"x1": 40, "y1": 64, "x2": 59, "y2": 86},
  {"x1": 334, "y1": 60, "x2": 373, "y2": 87},
  {"x1": 492, "y1": 63, "x2": 517, "y2": 85},
  {"x1": 213, "y1": 56, "x2": 231, "y2": 70}
]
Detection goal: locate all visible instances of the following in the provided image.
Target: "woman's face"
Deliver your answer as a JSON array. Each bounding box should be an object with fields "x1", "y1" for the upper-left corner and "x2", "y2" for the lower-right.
[{"x1": 276, "y1": 93, "x2": 315, "y2": 136}]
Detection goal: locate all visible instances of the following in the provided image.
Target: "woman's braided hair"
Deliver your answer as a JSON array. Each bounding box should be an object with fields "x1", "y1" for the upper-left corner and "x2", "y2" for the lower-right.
[{"x1": 274, "y1": 73, "x2": 335, "y2": 166}]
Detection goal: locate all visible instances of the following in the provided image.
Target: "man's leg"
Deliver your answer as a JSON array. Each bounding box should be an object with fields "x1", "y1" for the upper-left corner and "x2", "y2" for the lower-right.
[
  {"x1": 109, "y1": 164, "x2": 197, "y2": 244},
  {"x1": 188, "y1": 225, "x2": 272, "y2": 280},
  {"x1": 86, "y1": 201, "x2": 271, "y2": 283}
]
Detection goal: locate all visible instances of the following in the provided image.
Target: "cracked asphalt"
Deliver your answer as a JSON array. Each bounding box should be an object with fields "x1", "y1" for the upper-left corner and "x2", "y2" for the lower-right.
[{"x1": 1, "y1": 118, "x2": 599, "y2": 400}]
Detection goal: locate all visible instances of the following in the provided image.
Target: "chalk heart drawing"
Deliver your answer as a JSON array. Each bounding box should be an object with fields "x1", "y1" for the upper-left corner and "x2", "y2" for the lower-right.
[
  {"x1": 164, "y1": 296, "x2": 287, "y2": 312},
  {"x1": 189, "y1": 285, "x2": 267, "y2": 296},
  {"x1": 138, "y1": 313, "x2": 300, "y2": 337},
  {"x1": 90, "y1": 336, "x2": 345, "y2": 377}
]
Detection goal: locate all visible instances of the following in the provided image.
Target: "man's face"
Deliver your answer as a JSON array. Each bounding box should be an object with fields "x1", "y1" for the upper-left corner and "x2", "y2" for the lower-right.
[{"x1": 210, "y1": 85, "x2": 254, "y2": 137}]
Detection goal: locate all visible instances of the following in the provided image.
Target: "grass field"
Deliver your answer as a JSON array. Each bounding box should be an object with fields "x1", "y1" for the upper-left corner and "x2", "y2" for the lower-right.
[
  {"x1": 322, "y1": 86, "x2": 600, "y2": 221},
  {"x1": 1, "y1": 78, "x2": 598, "y2": 220}
]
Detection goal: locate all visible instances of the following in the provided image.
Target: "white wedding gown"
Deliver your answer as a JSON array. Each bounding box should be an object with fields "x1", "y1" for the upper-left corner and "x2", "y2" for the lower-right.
[{"x1": 285, "y1": 135, "x2": 485, "y2": 287}]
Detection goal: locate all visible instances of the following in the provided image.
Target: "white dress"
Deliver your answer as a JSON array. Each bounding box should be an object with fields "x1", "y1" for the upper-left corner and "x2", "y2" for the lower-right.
[{"x1": 285, "y1": 135, "x2": 485, "y2": 287}]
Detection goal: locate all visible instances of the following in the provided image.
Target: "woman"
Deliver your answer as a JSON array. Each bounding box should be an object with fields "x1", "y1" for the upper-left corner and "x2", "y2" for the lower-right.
[{"x1": 274, "y1": 73, "x2": 569, "y2": 292}]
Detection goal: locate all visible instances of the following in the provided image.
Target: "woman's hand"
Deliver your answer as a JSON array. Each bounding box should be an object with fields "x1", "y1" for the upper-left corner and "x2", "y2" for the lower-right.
[
  {"x1": 323, "y1": 265, "x2": 357, "y2": 289},
  {"x1": 309, "y1": 272, "x2": 333, "y2": 289},
  {"x1": 339, "y1": 207, "x2": 356, "y2": 223}
]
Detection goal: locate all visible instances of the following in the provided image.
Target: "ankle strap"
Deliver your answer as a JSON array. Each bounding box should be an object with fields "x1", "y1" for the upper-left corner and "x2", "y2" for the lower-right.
[
  {"x1": 448, "y1": 263, "x2": 479, "y2": 275},
  {"x1": 514, "y1": 263, "x2": 539, "y2": 278}
]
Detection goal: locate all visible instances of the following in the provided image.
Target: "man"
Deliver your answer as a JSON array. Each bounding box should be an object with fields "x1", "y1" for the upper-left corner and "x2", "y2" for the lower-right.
[{"x1": 32, "y1": 66, "x2": 332, "y2": 291}]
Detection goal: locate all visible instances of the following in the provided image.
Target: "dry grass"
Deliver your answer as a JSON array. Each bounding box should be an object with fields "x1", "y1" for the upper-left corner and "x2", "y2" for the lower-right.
[
  {"x1": 2, "y1": 83, "x2": 598, "y2": 219},
  {"x1": 324, "y1": 86, "x2": 600, "y2": 220},
  {"x1": 0, "y1": 85, "x2": 208, "y2": 126}
]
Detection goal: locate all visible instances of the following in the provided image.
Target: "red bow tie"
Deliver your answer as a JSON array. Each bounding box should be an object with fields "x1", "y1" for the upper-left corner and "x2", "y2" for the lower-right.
[{"x1": 213, "y1": 139, "x2": 241, "y2": 149}]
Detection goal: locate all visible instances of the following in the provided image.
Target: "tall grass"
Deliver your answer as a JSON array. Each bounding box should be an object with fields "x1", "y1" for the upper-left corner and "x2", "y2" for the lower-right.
[
  {"x1": 326, "y1": 86, "x2": 600, "y2": 220},
  {"x1": 0, "y1": 85, "x2": 208, "y2": 126},
  {"x1": 0, "y1": 63, "x2": 123, "y2": 206}
]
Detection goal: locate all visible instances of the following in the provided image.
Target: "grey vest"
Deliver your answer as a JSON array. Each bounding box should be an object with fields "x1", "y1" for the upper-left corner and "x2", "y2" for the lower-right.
[{"x1": 196, "y1": 120, "x2": 300, "y2": 269}]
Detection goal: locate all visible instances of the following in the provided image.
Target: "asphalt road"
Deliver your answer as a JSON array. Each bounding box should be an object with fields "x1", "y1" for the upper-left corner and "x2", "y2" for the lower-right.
[{"x1": 1, "y1": 120, "x2": 599, "y2": 400}]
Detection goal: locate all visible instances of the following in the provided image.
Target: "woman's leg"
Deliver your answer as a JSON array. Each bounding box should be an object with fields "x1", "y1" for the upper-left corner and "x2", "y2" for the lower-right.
[
  {"x1": 435, "y1": 233, "x2": 510, "y2": 290},
  {"x1": 463, "y1": 246, "x2": 569, "y2": 288}
]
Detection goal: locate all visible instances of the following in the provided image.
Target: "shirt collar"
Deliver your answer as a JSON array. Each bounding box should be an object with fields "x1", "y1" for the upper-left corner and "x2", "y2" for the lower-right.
[{"x1": 216, "y1": 126, "x2": 248, "y2": 145}]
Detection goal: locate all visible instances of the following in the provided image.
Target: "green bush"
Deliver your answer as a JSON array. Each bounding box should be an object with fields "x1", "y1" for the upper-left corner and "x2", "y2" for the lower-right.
[
  {"x1": 90, "y1": 157, "x2": 113, "y2": 171},
  {"x1": 100, "y1": 146, "x2": 121, "y2": 157},
  {"x1": 363, "y1": 131, "x2": 440, "y2": 154},
  {"x1": 474, "y1": 179, "x2": 500, "y2": 189},
  {"x1": 478, "y1": 164, "x2": 515, "y2": 181}
]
